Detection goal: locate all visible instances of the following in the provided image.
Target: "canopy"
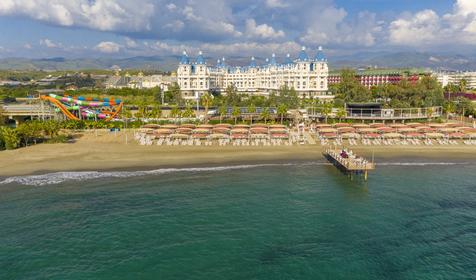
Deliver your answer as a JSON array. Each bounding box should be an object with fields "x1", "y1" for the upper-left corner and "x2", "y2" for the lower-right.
[
  {"x1": 271, "y1": 133, "x2": 289, "y2": 139},
  {"x1": 269, "y1": 128, "x2": 287, "y2": 133},
  {"x1": 212, "y1": 127, "x2": 231, "y2": 134},
  {"x1": 234, "y1": 124, "x2": 250, "y2": 129},
  {"x1": 154, "y1": 128, "x2": 173, "y2": 134},
  {"x1": 334, "y1": 123, "x2": 351, "y2": 128},
  {"x1": 230, "y1": 128, "x2": 249, "y2": 134},
  {"x1": 175, "y1": 128, "x2": 192, "y2": 134},
  {"x1": 416, "y1": 126, "x2": 434, "y2": 132},
  {"x1": 214, "y1": 123, "x2": 232, "y2": 128},
  {"x1": 449, "y1": 132, "x2": 465, "y2": 139},
  {"x1": 192, "y1": 133, "x2": 209, "y2": 139},
  {"x1": 341, "y1": 132, "x2": 360, "y2": 139},
  {"x1": 180, "y1": 124, "x2": 196, "y2": 129},
  {"x1": 169, "y1": 133, "x2": 189, "y2": 139},
  {"x1": 358, "y1": 128, "x2": 378, "y2": 133},
  {"x1": 319, "y1": 128, "x2": 338, "y2": 133},
  {"x1": 269, "y1": 124, "x2": 287, "y2": 129},
  {"x1": 405, "y1": 132, "x2": 424, "y2": 138},
  {"x1": 383, "y1": 133, "x2": 404, "y2": 138},
  {"x1": 336, "y1": 127, "x2": 355, "y2": 133},
  {"x1": 192, "y1": 128, "x2": 211, "y2": 134},
  {"x1": 377, "y1": 127, "x2": 396, "y2": 132},
  {"x1": 162, "y1": 124, "x2": 179, "y2": 129},
  {"x1": 406, "y1": 122, "x2": 423, "y2": 127},
  {"x1": 196, "y1": 124, "x2": 214, "y2": 129},
  {"x1": 425, "y1": 132, "x2": 444, "y2": 138},
  {"x1": 353, "y1": 124, "x2": 370, "y2": 128},
  {"x1": 209, "y1": 133, "x2": 229, "y2": 139},
  {"x1": 320, "y1": 132, "x2": 337, "y2": 138},
  {"x1": 142, "y1": 124, "x2": 160, "y2": 129},
  {"x1": 389, "y1": 124, "x2": 408, "y2": 128},
  {"x1": 397, "y1": 128, "x2": 417, "y2": 133},
  {"x1": 369, "y1": 123, "x2": 386, "y2": 128}
]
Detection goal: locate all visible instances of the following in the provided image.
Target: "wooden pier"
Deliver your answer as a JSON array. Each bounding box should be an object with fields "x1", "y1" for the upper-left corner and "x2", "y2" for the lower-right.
[{"x1": 323, "y1": 148, "x2": 375, "y2": 181}]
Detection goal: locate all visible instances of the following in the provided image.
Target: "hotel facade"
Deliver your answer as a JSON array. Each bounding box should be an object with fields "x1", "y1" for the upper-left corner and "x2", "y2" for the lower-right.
[{"x1": 177, "y1": 47, "x2": 332, "y2": 100}]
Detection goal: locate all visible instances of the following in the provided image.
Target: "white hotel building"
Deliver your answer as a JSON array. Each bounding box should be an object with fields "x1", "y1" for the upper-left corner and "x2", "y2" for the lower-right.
[{"x1": 177, "y1": 47, "x2": 332, "y2": 100}]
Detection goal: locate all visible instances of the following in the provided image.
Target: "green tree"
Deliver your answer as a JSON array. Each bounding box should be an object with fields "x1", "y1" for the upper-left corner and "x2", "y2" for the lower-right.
[
  {"x1": 0, "y1": 127, "x2": 20, "y2": 150},
  {"x1": 150, "y1": 104, "x2": 162, "y2": 122},
  {"x1": 170, "y1": 105, "x2": 181, "y2": 119},
  {"x1": 219, "y1": 105, "x2": 227, "y2": 123},
  {"x1": 321, "y1": 103, "x2": 332, "y2": 123},
  {"x1": 277, "y1": 104, "x2": 288, "y2": 124},
  {"x1": 334, "y1": 69, "x2": 370, "y2": 103},
  {"x1": 231, "y1": 106, "x2": 241, "y2": 124},
  {"x1": 247, "y1": 103, "x2": 256, "y2": 124},
  {"x1": 164, "y1": 82, "x2": 183, "y2": 105},
  {"x1": 182, "y1": 105, "x2": 195, "y2": 118},
  {"x1": 200, "y1": 92, "x2": 213, "y2": 123},
  {"x1": 260, "y1": 107, "x2": 270, "y2": 124},
  {"x1": 336, "y1": 107, "x2": 347, "y2": 122},
  {"x1": 225, "y1": 85, "x2": 241, "y2": 106}
]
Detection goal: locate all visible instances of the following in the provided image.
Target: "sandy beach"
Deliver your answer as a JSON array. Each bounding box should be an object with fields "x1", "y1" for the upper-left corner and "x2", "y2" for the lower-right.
[{"x1": 1, "y1": 130, "x2": 476, "y2": 177}]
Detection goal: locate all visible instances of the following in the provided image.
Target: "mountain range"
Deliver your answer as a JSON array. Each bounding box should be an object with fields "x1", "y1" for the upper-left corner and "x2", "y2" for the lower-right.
[{"x1": 1, "y1": 52, "x2": 476, "y2": 72}]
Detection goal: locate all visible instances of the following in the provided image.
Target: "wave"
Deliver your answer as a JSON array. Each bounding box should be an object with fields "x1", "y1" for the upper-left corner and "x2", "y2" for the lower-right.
[{"x1": 0, "y1": 161, "x2": 471, "y2": 186}]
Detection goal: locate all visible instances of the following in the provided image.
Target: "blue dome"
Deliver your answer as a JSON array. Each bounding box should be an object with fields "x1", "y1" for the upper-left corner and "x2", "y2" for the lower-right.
[
  {"x1": 297, "y1": 46, "x2": 309, "y2": 61},
  {"x1": 250, "y1": 56, "x2": 257, "y2": 67},
  {"x1": 179, "y1": 51, "x2": 190, "y2": 64},
  {"x1": 195, "y1": 51, "x2": 206, "y2": 64},
  {"x1": 270, "y1": 53, "x2": 277, "y2": 66},
  {"x1": 314, "y1": 46, "x2": 327, "y2": 61},
  {"x1": 285, "y1": 53, "x2": 293, "y2": 64}
]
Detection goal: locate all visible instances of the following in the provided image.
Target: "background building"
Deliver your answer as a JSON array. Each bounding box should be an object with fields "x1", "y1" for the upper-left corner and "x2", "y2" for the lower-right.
[
  {"x1": 177, "y1": 47, "x2": 331, "y2": 100},
  {"x1": 328, "y1": 69, "x2": 423, "y2": 88},
  {"x1": 105, "y1": 73, "x2": 176, "y2": 91},
  {"x1": 434, "y1": 72, "x2": 476, "y2": 89}
]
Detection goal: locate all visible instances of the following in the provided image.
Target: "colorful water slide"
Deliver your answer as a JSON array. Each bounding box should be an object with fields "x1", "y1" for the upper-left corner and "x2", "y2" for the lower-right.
[{"x1": 40, "y1": 95, "x2": 80, "y2": 120}]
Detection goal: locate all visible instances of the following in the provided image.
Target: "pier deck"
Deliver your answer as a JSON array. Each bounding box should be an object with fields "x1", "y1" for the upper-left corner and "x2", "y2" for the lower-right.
[{"x1": 323, "y1": 148, "x2": 375, "y2": 180}]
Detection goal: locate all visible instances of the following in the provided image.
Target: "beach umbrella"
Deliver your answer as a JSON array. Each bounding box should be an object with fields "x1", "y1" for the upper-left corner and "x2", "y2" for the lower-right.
[
  {"x1": 209, "y1": 133, "x2": 229, "y2": 139},
  {"x1": 162, "y1": 124, "x2": 179, "y2": 129},
  {"x1": 390, "y1": 123, "x2": 408, "y2": 128},
  {"x1": 214, "y1": 123, "x2": 232, "y2": 128},
  {"x1": 154, "y1": 128, "x2": 174, "y2": 134},
  {"x1": 428, "y1": 123, "x2": 446, "y2": 128},
  {"x1": 139, "y1": 128, "x2": 154, "y2": 133},
  {"x1": 336, "y1": 127, "x2": 355, "y2": 133},
  {"x1": 397, "y1": 127, "x2": 417, "y2": 133},
  {"x1": 321, "y1": 132, "x2": 337, "y2": 138},
  {"x1": 405, "y1": 122, "x2": 422, "y2": 127},
  {"x1": 192, "y1": 133, "x2": 209, "y2": 139},
  {"x1": 340, "y1": 132, "x2": 360, "y2": 139},
  {"x1": 353, "y1": 124, "x2": 370, "y2": 128},
  {"x1": 180, "y1": 124, "x2": 196, "y2": 129},
  {"x1": 196, "y1": 124, "x2": 214, "y2": 129},
  {"x1": 464, "y1": 133, "x2": 476, "y2": 138},
  {"x1": 461, "y1": 127, "x2": 476, "y2": 133},
  {"x1": 230, "y1": 128, "x2": 249, "y2": 134},
  {"x1": 234, "y1": 124, "x2": 250, "y2": 129},
  {"x1": 250, "y1": 127, "x2": 268, "y2": 133},
  {"x1": 212, "y1": 127, "x2": 231, "y2": 134},
  {"x1": 334, "y1": 123, "x2": 351, "y2": 128},
  {"x1": 271, "y1": 133, "x2": 289, "y2": 139},
  {"x1": 425, "y1": 132, "x2": 444, "y2": 138},
  {"x1": 142, "y1": 124, "x2": 160, "y2": 129},
  {"x1": 449, "y1": 132, "x2": 465, "y2": 139},
  {"x1": 192, "y1": 128, "x2": 211, "y2": 134},
  {"x1": 405, "y1": 132, "x2": 424, "y2": 138},
  {"x1": 377, "y1": 127, "x2": 397, "y2": 133},
  {"x1": 383, "y1": 133, "x2": 404, "y2": 138},
  {"x1": 415, "y1": 126, "x2": 434, "y2": 132},
  {"x1": 270, "y1": 128, "x2": 287, "y2": 133},
  {"x1": 358, "y1": 128, "x2": 378, "y2": 133},
  {"x1": 438, "y1": 127, "x2": 458, "y2": 133},
  {"x1": 315, "y1": 124, "x2": 332, "y2": 128},
  {"x1": 175, "y1": 127, "x2": 193, "y2": 135},
  {"x1": 363, "y1": 133, "x2": 380, "y2": 139},
  {"x1": 169, "y1": 133, "x2": 189, "y2": 139},
  {"x1": 319, "y1": 128, "x2": 338, "y2": 133},
  {"x1": 231, "y1": 133, "x2": 248, "y2": 139},
  {"x1": 445, "y1": 123, "x2": 463, "y2": 128},
  {"x1": 369, "y1": 123, "x2": 386, "y2": 128},
  {"x1": 251, "y1": 123, "x2": 268, "y2": 128},
  {"x1": 269, "y1": 124, "x2": 287, "y2": 129}
]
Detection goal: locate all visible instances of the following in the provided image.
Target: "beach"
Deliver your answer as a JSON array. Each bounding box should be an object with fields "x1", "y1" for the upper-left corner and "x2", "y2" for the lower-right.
[{"x1": 1, "y1": 130, "x2": 476, "y2": 177}]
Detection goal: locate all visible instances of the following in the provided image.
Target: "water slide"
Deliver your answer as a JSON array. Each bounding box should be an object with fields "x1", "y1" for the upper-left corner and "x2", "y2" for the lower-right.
[{"x1": 40, "y1": 94, "x2": 123, "y2": 121}]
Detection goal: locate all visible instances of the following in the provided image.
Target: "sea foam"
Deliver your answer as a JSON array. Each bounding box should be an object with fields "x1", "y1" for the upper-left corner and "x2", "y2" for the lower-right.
[{"x1": 0, "y1": 161, "x2": 470, "y2": 186}]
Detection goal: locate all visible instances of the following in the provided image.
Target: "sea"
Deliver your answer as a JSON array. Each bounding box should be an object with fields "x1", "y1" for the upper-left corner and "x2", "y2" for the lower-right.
[{"x1": 0, "y1": 159, "x2": 475, "y2": 279}]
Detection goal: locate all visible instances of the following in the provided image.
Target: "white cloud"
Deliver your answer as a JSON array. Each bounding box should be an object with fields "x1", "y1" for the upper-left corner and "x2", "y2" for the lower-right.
[
  {"x1": 95, "y1": 41, "x2": 121, "y2": 53},
  {"x1": 125, "y1": 37, "x2": 138, "y2": 48},
  {"x1": 40, "y1": 39, "x2": 60, "y2": 48},
  {"x1": 245, "y1": 19, "x2": 285, "y2": 40},
  {"x1": 265, "y1": 0, "x2": 288, "y2": 8},
  {"x1": 24, "y1": 43, "x2": 32, "y2": 49},
  {"x1": 389, "y1": 0, "x2": 476, "y2": 46},
  {"x1": 0, "y1": 0, "x2": 154, "y2": 32}
]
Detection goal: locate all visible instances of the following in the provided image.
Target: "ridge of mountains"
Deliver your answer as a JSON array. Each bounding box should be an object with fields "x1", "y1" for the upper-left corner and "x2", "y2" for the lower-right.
[{"x1": 1, "y1": 52, "x2": 476, "y2": 72}]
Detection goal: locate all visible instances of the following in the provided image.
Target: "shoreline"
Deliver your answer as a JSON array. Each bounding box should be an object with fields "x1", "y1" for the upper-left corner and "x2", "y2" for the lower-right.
[{"x1": 1, "y1": 132, "x2": 476, "y2": 177}]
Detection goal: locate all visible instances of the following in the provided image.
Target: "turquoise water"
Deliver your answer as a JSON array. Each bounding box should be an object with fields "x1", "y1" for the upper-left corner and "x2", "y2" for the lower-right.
[{"x1": 1, "y1": 160, "x2": 475, "y2": 279}]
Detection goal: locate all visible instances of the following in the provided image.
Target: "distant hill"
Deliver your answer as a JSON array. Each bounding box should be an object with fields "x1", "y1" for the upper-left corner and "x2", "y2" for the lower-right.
[{"x1": 1, "y1": 51, "x2": 476, "y2": 71}]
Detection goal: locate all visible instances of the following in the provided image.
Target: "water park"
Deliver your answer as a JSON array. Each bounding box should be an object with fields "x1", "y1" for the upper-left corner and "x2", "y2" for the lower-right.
[{"x1": 39, "y1": 94, "x2": 123, "y2": 121}]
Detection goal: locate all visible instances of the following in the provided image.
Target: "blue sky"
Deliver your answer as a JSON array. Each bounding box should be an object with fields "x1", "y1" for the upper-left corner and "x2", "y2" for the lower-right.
[{"x1": 0, "y1": 0, "x2": 475, "y2": 59}]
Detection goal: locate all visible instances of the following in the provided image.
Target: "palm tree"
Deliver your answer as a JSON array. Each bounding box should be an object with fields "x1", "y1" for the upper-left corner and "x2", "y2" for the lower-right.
[
  {"x1": 321, "y1": 103, "x2": 332, "y2": 123},
  {"x1": 170, "y1": 105, "x2": 181, "y2": 119},
  {"x1": 232, "y1": 106, "x2": 241, "y2": 124},
  {"x1": 219, "y1": 105, "x2": 227, "y2": 124},
  {"x1": 277, "y1": 104, "x2": 288, "y2": 124},
  {"x1": 0, "y1": 127, "x2": 20, "y2": 150},
  {"x1": 0, "y1": 104, "x2": 5, "y2": 125},
  {"x1": 200, "y1": 92, "x2": 212, "y2": 123},
  {"x1": 336, "y1": 107, "x2": 346, "y2": 122},
  {"x1": 260, "y1": 107, "x2": 270, "y2": 124},
  {"x1": 151, "y1": 104, "x2": 162, "y2": 123},
  {"x1": 247, "y1": 103, "x2": 256, "y2": 124},
  {"x1": 426, "y1": 107, "x2": 434, "y2": 123}
]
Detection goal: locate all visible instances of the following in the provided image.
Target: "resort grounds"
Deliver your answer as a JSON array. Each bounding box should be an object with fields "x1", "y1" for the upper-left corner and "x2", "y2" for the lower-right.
[{"x1": 1, "y1": 123, "x2": 476, "y2": 177}]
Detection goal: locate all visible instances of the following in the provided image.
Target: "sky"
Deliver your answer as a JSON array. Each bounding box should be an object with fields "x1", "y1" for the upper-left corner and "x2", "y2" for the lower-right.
[{"x1": 0, "y1": 0, "x2": 475, "y2": 59}]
